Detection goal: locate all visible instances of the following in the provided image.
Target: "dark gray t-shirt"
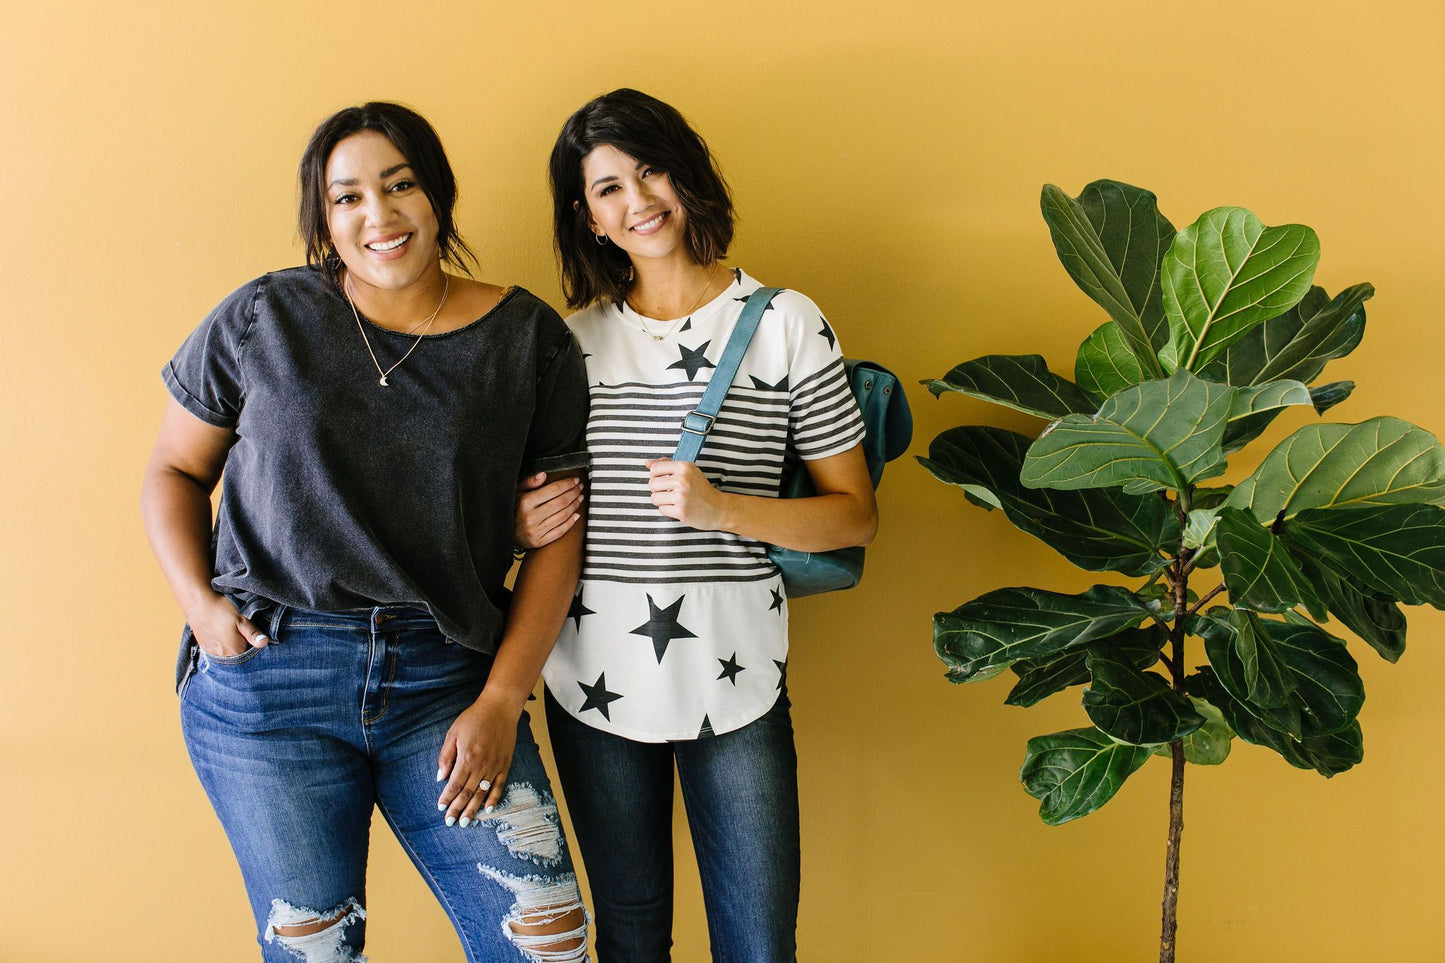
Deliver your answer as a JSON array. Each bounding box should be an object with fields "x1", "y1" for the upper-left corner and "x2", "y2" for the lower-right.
[{"x1": 163, "y1": 266, "x2": 589, "y2": 653}]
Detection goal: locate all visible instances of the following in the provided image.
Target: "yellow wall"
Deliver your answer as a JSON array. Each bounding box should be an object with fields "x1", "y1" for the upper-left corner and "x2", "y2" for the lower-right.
[{"x1": 4, "y1": 1, "x2": 1444, "y2": 959}]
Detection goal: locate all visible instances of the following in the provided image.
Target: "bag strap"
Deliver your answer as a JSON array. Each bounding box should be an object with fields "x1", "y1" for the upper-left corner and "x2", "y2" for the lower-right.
[{"x1": 672, "y1": 286, "x2": 784, "y2": 463}]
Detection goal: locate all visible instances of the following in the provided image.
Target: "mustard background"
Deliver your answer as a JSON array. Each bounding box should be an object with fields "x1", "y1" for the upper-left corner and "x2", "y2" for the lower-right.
[{"x1": 4, "y1": 1, "x2": 1444, "y2": 960}]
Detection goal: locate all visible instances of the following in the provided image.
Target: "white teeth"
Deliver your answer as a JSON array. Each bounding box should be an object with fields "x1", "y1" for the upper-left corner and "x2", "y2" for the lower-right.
[
  {"x1": 367, "y1": 234, "x2": 410, "y2": 252},
  {"x1": 631, "y1": 214, "x2": 664, "y2": 232}
]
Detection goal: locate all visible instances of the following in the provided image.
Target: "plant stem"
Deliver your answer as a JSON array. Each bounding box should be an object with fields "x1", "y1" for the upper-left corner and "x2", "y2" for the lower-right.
[
  {"x1": 1160, "y1": 499, "x2": 1191, "y2": 963},
  {"x1": 1160, "y1": 733, "x2": 1185, "y2": 963},
  {"x1": 1186, "y1": 582, "x2": 1226, "y2": 618}
]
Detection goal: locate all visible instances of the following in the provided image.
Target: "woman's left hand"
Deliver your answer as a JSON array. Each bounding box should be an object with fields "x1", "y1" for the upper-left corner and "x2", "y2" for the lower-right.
[
  {"x1": 645, "y1": 459, "x2": 733, "y2": 531},
  {"x1": 436, "y1": 695, "x2": 519, "y2": 826}
]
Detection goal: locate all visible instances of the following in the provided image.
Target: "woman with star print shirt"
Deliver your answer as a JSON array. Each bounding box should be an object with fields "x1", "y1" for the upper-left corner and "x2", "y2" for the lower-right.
[{"x1": 518, "y1": 89, "x2": 877, "y2": 962}]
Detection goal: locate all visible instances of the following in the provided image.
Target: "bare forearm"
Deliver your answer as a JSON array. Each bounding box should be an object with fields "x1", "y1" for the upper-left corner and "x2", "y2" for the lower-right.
[
  {"x1": 479, "y1": 520, "x2": 585, "y2": 713},
  {"x1": 714, "y1": 489, "x2": 878, "y2": 552},
  {"x1": 141, "y1": 466, "x2": 221, "y2": 619}
]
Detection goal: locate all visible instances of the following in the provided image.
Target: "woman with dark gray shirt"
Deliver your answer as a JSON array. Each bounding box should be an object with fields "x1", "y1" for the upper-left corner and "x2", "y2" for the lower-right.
[{"x1": 141, "y1": 102, "x2": 590, "y2": 962}]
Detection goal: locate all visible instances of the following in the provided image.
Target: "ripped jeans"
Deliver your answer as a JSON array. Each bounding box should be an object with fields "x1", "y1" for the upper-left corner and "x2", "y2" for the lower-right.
[{"x1": 179, "y1": 605, "x2": 589, "y2": 962}]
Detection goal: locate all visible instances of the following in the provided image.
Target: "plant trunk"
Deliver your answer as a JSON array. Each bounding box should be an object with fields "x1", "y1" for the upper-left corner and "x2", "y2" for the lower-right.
[
  {"x1": 1159, "y1": 740, "x2": 1185, "y2": 962},
  {"x1": 1160, "y1": 535, "x2": 1191, "y2": 963}
]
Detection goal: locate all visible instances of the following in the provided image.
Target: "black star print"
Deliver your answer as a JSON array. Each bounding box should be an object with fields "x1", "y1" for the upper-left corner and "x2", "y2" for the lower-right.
[
  {"x1": 750, "y1": 374, "x2": 789, "y2": 392},
  {"x1": 818, "y1": 315, "x2": 836, "y2": 351},
  {"x1": 769, "y1": 587, "x2": 785, "y2": 615},
  {"x1": 568, "y1": 590, "x2": 595, "y2": 632},
  {"x1": 732, "y1": 295, "x2": 778, "y2": 312},
  {"x1": 577, "y1": 672, "x2": 623, "y2": 720},
  {"x1": 629, "y1": 593, "x2": 698, "y2": 663},
  {"x1": 679, "y1": 318, "x2": 692, "y2": 332},
  {"x1": 717, "y1": 652, "x2": 745, "y2": 685},
  {"x1": 667, "y1": 341, "x2": 716, "y2": 381},
  {"x1": 732, "y1": 267, "x2": 742, "y2": 285},
  {"x1": 698, "y1": 714, "x2": 716, "y2": 739},
  {"x1": 774, "y1": 659, "x2": 788, "y2": 691}
]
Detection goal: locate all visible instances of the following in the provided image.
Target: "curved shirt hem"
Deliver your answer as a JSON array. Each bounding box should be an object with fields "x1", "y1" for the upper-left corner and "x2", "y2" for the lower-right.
[{"x1": 540, "y1": 679, "x2": 783, "y2": 744}]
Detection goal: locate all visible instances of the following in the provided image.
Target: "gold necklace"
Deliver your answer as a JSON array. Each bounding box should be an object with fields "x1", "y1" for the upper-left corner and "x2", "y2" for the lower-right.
[
  {"x1": 344, "y1": 273, "x2": 449, "y2": 387},
  {"x1": 630, "y1": 262, "x2": 720, "y2": 341}
]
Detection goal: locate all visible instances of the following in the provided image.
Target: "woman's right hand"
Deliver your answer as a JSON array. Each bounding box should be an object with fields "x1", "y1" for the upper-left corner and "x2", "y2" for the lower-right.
[
  {"x1": 189, "y1": 593, "x2": 269, "y2": 658},
  {"x1": 514, "y1": 472, "x2": 583, "y2": 551}
]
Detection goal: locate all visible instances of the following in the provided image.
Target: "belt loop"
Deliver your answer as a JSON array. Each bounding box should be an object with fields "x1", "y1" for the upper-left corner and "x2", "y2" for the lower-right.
[{"x1": 269, "y1": 603, "x2": 288, "y2": 642}]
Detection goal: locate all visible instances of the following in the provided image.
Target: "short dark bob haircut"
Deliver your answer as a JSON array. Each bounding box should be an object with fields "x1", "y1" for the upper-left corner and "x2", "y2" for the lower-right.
[
  {"x1": 549, "y1": 89, "x2": 734, "y2": 309},
  {"x1": 298, "y1": 101, "x2": 476, "y2": 289}
]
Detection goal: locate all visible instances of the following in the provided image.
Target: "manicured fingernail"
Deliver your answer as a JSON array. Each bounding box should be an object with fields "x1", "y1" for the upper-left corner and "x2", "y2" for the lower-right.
[
  {"x1": 436, "y1": 767, "x2": 446, "y2": 782},
  {"x1": 254, "y1": 634, "x2": 269, "y2": 644},
  {"x1": 459, "y1": 816, "x2": 470, "y2": 827},
  {"x1": 445, "y1": 815, "x2": 456, "y2": 827},
  {"x1": 438, "y1": 802, "x2": 446, "y2": 811},
  {"x1": 484, "y1": 804, "x2": 494, "y2": 814}
]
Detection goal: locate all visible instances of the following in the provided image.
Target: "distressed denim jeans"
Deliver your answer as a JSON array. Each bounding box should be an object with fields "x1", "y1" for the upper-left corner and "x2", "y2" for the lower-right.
[
  {"x1": 179, "y1": 604, "x2": 588, "y2": 962},
  {"x1": 544, "y1": 687, "x2": 799, "y2": 963}
]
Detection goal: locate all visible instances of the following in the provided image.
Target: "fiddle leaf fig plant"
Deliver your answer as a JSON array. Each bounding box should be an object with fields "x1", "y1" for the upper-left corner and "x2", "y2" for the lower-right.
[{"x1": 920, "y1": 179, "x2": 1445, "y2": 963}]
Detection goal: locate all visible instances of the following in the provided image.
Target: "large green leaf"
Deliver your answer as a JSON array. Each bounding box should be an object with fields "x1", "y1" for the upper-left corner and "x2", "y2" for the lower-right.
[
  {"x1": 1188, "y1": 669, "x2": 1309, "y2": 767},
  {"x1": 1298, "y1": 721, "x2": 1365, "y2": 777},
  {"x1": 1267, "y1": 618, "x2": 1365, "y2": 734},
  {"x1": 1297, "y1": 557, "x2": 1407, "y2": 662},
  {"x1": 1160, "y1": 208, "x2": 1319, "y2": 372},
  {"x1": 1082, "y1": 647, "x2": 1204, "y2": 745},
  {"x1": 933, "y1": 585, "x2": 1150, "y2": 683},
  {"x1": 1150, "y1": 697, "x2": 1233, "y2": 765},
  {"x1": 1215, "y1": 507, "x2": 1325, "y2": 615},
  {"x1": 923, "y1": 354, "x2": 1097, "y2": 419},
  {"x1": 1019, "y1": 727, "x2": 1152, "y2": 825},
  {"x1": 1187, "y1": 668, "x2": 1361, "y2": 776},
  {"x1": 1222, "y1": 381, "x2": 1355, "y2": 454},
  {"x1": 1075, "y1": 321, "x2": 1148, "y2": 401},
  {"x1": 1198, "y1": 283, "x2": 1372, "y2": 387},
  {"x1": 1225, "y1": 417, "x2": 1445, "y2": 521},
  {"x1": 1041, "y1": 181, "x2": 1173, "y2": 376},
  {"x1": 1199, "y1": 610, "x2": 1300, "y2": 734},
  {"x1": 1227, "y1": 380, "x2": 1313, "y2": 421},
  {"x1": 1021, "y1": 369, "x2": 1232, "y2": 492},
  {"x1": 1284, "y1": 503, "x2": 1445, "y2": 608},
  {"x1": 919, "y1": 427, "x2": 1179, "y2": 575},
  {"x1": 1005, "y1": 625, "x2": 1164, "y2": 707}
]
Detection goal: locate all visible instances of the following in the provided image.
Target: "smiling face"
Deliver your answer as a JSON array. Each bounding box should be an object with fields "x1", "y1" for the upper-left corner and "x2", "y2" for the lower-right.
[
  {"x1": 323, "y1": 130, "x2": 441, "y2": 298},
  {"x1": 581, "y1": 144, "x2": 692, "y2": 268}
]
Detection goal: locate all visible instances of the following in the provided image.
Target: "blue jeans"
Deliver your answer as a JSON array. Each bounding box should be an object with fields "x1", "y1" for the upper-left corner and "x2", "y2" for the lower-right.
[
  {"x1": 544, "y1": 687, "x2": 799, "y2": 963},
  {"x1": 179, "y1": 605, "x2": 588, "y2": 962}
]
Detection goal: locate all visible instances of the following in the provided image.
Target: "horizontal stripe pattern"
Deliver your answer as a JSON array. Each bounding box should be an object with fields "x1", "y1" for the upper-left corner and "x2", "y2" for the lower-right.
[{"x1": 582, "y1": 356, "x2": 863, "y2": 583}]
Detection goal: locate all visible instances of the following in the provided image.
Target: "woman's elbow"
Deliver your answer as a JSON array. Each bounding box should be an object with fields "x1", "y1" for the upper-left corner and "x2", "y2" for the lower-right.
[{"x1": 854, "y1": 496, "x2": 879, "y2": 548}]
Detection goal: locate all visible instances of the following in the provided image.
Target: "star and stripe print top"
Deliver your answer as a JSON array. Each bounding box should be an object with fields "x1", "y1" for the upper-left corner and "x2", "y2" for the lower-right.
[{"x1": 540, "y1": 269, "x2": 866, "y2": 742}]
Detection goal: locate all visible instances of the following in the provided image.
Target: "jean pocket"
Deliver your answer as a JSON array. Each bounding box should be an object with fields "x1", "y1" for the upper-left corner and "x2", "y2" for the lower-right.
[{"x1": 201, "y1": 644, "x2": 266, "y2": 668}]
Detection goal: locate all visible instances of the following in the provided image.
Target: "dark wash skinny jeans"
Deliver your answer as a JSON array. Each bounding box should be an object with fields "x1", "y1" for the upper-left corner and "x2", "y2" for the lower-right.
[{"x1": 545, "y1": 686, "x2": 800, "y2": 962}]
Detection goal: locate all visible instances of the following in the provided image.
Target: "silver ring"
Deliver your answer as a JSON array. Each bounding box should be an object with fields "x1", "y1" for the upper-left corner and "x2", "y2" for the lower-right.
[{"x1": 478, "y1": 778, "x2": 492, "y2": 792}]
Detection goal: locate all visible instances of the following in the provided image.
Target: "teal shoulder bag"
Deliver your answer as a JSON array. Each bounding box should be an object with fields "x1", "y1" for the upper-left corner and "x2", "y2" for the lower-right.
[{"x1": 672, "y1": 287, "x2": 913, "y2": 597}]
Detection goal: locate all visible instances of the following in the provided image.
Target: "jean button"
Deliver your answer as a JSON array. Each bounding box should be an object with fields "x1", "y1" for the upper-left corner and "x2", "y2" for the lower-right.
[{"x1": 374, "y1": 612, "x2": 394, "y2": 625}]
